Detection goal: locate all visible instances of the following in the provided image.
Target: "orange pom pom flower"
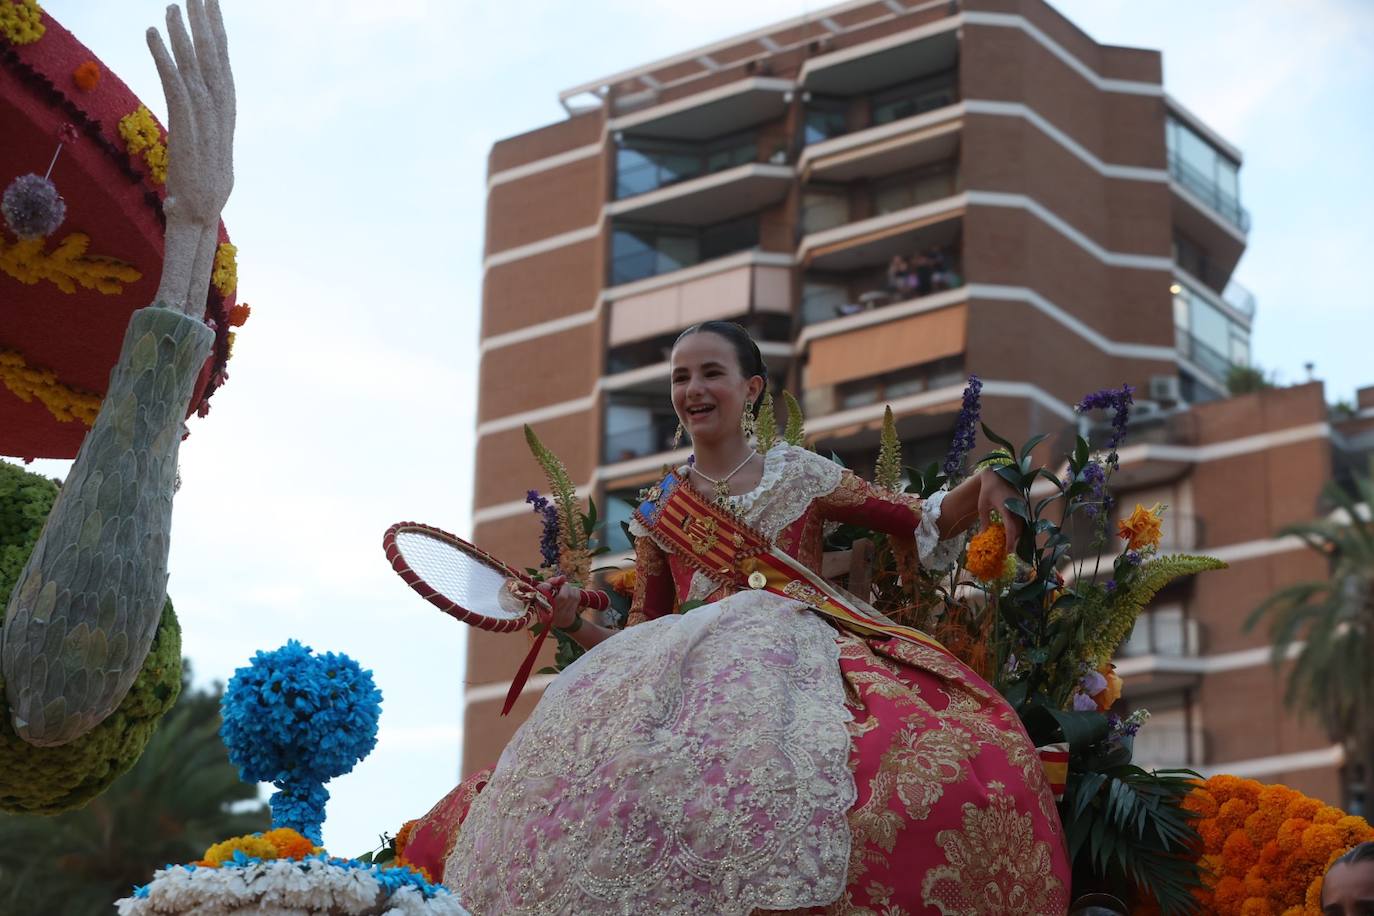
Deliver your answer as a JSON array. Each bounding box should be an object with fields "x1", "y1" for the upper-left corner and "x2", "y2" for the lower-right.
[
  {"x1": 965, "y1": 522, "x2": 1006, "y2": 581},
  {"x1": 1117, "y1": 502, "x2": 1165, "y2": 550},
  {"x1": 72, "y1": 61, "x2": 101, "y2": 91}
]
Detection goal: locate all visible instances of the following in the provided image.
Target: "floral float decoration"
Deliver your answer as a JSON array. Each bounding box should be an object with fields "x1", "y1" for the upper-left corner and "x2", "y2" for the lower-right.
[{"x1": 117, "y1": 643, "x2": 471, "y2": 915}]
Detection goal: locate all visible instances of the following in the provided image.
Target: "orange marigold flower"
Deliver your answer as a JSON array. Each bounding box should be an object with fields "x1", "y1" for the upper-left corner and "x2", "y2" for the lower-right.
[
  {"x1": 607, "y1": 568, "x2": 637, "y2": 597},
  {"x1": 394, "y1": 819, "x2": 419, "y2": 857},
  {"x1": 228, "y1": 302, "x2": 251, "y2": 327},
  {"x1": 393, "y1": 855, "x2": 434, "y2": 884},
  {"x1": 964, "y1": 523, "x2": 1006, "y2": 580},
  {"x1": 1117, "y1": 502, "x2": 1165, "y2": 550},
  {"x1": 1219, "y1": 797, "x2": 1259, "y2": 835},
  {"x1": 1184, "y1": 787, "x2": 1220, "y2": 820},
  {"x1": 263, "y1": 827, "x2": 314, "y2": 859},
  {"x1": 1222, "y1": 830, "x2": 1259, "y2": 877},
  {"x1": 72, "y1": 61, "x2": 100, "y2": 91}
]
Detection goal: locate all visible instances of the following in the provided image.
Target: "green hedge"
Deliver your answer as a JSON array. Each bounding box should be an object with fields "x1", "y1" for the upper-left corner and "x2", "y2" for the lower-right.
[{"x1": 0, "y1": 460, "x2": 182, "y2": 815}]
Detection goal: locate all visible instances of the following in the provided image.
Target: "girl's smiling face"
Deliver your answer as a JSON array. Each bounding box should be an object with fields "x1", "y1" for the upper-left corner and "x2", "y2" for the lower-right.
[{"x1": 670, "y1": 331, "x2": 762, "y2": 447}]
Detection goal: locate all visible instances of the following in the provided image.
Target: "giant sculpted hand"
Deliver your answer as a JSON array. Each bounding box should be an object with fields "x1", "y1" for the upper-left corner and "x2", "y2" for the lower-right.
[
  {"x1": 148, "y1": 0, "x2": 236, "y2": 314},
  {"x1": 1, "y1": 2, "x2": 235, "y2": 746}
]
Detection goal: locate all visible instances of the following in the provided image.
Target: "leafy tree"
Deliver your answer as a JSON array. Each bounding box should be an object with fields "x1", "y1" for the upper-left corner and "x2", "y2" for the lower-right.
[
  {"x1": 1247, "y1": 475, "x2": 1374, "y2": 813},
  {"x1": 0, "y1": 667, "x2": 268, "y2": 915}
]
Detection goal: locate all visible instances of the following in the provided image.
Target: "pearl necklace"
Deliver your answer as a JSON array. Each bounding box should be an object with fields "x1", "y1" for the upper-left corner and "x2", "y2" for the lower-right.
[{"x1": 690, "y1": 451, "x2": 758, "y2": 504}]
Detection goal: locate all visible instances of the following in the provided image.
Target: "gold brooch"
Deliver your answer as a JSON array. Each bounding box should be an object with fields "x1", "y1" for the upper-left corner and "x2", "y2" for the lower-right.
[{"x1": 748, "y1": 571, "x2": 768, "y2": 589}]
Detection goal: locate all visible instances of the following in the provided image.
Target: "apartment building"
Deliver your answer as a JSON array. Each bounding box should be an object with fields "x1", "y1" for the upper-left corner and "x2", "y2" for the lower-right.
[{"x1": 464, "y1": 0, "x2": 1370, "y2": 807}]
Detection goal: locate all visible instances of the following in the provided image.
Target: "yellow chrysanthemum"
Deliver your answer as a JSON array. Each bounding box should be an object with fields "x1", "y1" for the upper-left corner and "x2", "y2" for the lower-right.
[
  {"x1": 0, "y1": 0, "x2": 46, "y2": 45},
  {"x1": 212, "y1": 242, "x2": 238, "y2": 296},
  {"x1": 202, "y1": 834, "x2": 280, "y2": 865},
  {"x1": 607, "y1": 568, "x2": 637, "y2": 597},
  {"x1": 116, "y1": 106, "x2": 168, "y2": 185}
]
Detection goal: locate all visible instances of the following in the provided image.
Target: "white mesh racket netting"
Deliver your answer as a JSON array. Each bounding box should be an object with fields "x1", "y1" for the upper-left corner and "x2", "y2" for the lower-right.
[{"x1": 394, "y1": 529, "x2": 525, "y2": 620}]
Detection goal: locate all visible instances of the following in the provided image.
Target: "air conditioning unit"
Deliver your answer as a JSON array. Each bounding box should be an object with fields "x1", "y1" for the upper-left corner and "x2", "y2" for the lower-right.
[{"x1": 1148, "y1": 374, "x2": 1183, "y2": 405}]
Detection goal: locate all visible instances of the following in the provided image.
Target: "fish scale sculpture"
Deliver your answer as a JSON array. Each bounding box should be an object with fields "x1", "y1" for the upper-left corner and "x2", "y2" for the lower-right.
[{"x1": 2, "y1": 307, "x2": 212, "y2": 745}]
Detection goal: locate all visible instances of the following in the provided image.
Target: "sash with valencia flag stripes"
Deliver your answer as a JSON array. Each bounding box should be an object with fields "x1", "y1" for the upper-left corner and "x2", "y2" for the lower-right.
[{"x1": 635, "y1": 470, "x2": 956, "y2": 660}]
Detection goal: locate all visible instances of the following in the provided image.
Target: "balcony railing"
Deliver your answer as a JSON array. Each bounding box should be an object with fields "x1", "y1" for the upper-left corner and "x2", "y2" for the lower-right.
[
  {"x1": 1176, "y1": 328, "x2": 1233, "y2": 382},
  {"x1": 615, "y1": 132, "x2": 766, "y2": 200},
  {"x1": 1222, "y1": 279, "x2": 1257, "y2": 319},
  {"x1": 1169, "y1": 152, "x2": 1251, "y2": 233},
  {"x1": 802, "y1": 76, "x2": 958, "y2": 148},
  {"x1": 1120, "y1": 607, "x2": 1202, "y2": 659}
]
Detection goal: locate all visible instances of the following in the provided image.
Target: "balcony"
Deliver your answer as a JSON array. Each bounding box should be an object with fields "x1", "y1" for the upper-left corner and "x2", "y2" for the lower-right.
[
  {"x1": 607, "y1": 312, "x2": 793, "y2": 377},
  {"x1": 799, "y1": 244, "x2": 963, "y2": 328},
  {"x1": 800, "y1": 104, "x2": 961, "y2": 186},
  {"x1": 1168, "y1": 152, "x2": 1249, "y2": 234},
  {"x1": 608, "y1": 76, "x2": 793, "y2": 141},
  {"x1": 606, "y1": 257, "x2": 793, "y2": 354},
  {"x1": 603, "y1": 396, "x2": 679, "y2": 465},
  {"x1": 801, "y1": 71, "x2": 959, "y2": 151},
  {"x1": 799, "y1": 194, "x2": 962, "y2": 273},
  {"x1": 609, "y1": 164, "x2": 792, "y2": 227},
  {"x1": 609, "y1": 215, "x2": 760, "y2": 286},
  {"x1": 800, "y1": 22, "x2": 958, "y2": 98}
]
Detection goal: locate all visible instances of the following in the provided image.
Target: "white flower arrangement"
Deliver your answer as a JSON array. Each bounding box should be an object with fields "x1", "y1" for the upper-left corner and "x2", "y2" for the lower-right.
[{"x1": 114, "y1": 857, "x2": 471, "y2": 916}]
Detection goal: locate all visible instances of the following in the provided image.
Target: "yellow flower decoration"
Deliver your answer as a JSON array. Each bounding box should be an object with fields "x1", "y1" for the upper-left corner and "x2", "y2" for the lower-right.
[
  {"x1": 0, "y1": 350, "x2": 102, "y2": 424},
  {"x1": 964, "y1": 522, "x2": 1006, "y2": 581},
  {"x1": 117, "y1": 105, "x2": 168, "y2": 184},
  {"x1": 211, "y1": 241, "x2": 237, "y2": 296},
  {"x1": 0, "y1": 232, "x2": 141, "y2": 294},
  {"x1": 0, "y1": 0, "x2": 46, "y2": 45},
  {"x1": 607, "y1": 568, "x2": 636, "y2": 597},
  {"x1": 1117, "y1": 502, "x2": 1164, "y2": 550},
  {"x1": 202, "y1": 834, "x2": 281, "y2": 866}
]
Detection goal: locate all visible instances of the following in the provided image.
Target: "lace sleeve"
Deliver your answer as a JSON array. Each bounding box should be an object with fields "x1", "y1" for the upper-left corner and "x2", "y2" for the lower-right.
[
  {"x1": 914, "y1": 488, "x2": 966, "y2": 572},
  {"x1": 626, "y1": 534, "x2": 674, "y2": 627},
  {"x1": 816, "y1": 470, "x2": 965, "y2": 572}
]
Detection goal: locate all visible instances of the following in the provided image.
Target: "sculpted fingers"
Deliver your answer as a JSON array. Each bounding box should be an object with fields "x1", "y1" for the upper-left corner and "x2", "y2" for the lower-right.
[{"x1": 146, "y1": 28, "x2": 190, "y2": 134}]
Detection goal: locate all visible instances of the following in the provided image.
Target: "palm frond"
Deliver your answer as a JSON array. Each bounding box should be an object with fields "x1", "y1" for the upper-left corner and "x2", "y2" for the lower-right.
[{"x1": 1064, "y1": 766, "x2": 1202, "y2": 915}]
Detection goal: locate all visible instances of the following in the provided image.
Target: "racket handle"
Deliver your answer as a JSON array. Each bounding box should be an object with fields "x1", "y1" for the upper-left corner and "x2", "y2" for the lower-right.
[{"x1": 575, "y1": 588, "x2": 610, "y2": 612}]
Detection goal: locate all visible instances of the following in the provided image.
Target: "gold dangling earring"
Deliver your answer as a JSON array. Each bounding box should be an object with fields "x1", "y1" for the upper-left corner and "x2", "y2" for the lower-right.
[
  {"x1": 740, "y1": 400, "x2": 756, "y2": 439},
  {"x1": 672, "y1": 421, "x2": 685, "y2": 450}
]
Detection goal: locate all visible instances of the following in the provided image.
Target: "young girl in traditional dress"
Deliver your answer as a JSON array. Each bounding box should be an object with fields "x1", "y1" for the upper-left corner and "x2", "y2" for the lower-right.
[{"x1": 415, "y1": 321, "x2": 1071, "y2": 914}]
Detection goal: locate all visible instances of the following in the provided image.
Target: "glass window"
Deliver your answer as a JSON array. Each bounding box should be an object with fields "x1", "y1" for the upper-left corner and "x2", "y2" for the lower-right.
[
  {"x1": 803, "y1": 100, "x2": 849, "y2": 146},
  {"x1": 801, "y1": 189, "x2": 849, "y2": 234},
  {"x1": 1190, "y1": 297, "x2": 1230, "y2": 359},
  {"x1": 801, "y1": 282, "x2": 849, "y2": 325}
]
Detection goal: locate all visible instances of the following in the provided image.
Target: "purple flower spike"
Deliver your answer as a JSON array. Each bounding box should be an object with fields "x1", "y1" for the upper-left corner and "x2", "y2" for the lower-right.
[
  {"x1": 1075, "y1": 384, "x2": 1136, "y2": 455},
  {"x1": 526, "y1": 490, "x2": 561, "y2": 569},
  {"x1": 943, "y1": 375, "x2": 983, "y2": 479}
]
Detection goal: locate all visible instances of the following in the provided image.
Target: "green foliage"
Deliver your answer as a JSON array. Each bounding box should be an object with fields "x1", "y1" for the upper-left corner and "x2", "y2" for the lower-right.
[
  {"x1": 0, "y1": 460, "x2": 182, "y2": 815},
  {"x1": 0, "y1": 675, "x2": 269, "y2": 915},
  {"x1": 1064, "y1": 766, "x2": 1202, "y2": 915},
  {"x1": 782, "y1": 391, "x2": 805, "y2": 446},
  {"x1": 0, "y1": 459, "x2": 58, "y2": 605},
  {"x1": 1080, "y1": 554, "x2": 1228, "y2": 670},
  {"x1": 753, "y1": 391, "x2": 778, "y2": 454},
  {"x1": 1225, "y1": 364, "x2": 1274, "y2": 395},
  {"x1": 1246, "y1": 475, "x2": 1374, "y2": 800},
  {"x1": 874, "y1": 406, "x2": 902, "y2": 491}
]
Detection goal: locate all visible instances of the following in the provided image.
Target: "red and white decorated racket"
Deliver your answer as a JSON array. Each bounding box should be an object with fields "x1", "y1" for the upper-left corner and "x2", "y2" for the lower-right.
[
  {"x1": 383, "y1": 521, "x2": 609, "y2": 632},
  {"x1": 382, "y1": 521, "x2": 610, "y2": 713}
]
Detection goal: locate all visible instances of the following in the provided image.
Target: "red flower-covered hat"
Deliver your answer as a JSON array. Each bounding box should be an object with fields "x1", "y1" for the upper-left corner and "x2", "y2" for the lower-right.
[{"x1": 1, "y1": 1, "x2": 240, "y2": 459}]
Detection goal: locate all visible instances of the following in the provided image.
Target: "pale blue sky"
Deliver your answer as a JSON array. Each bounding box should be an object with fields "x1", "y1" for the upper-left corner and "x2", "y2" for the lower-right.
[{"x1": 23, "y1": 0, "x2": 1374, "y2": 859}]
